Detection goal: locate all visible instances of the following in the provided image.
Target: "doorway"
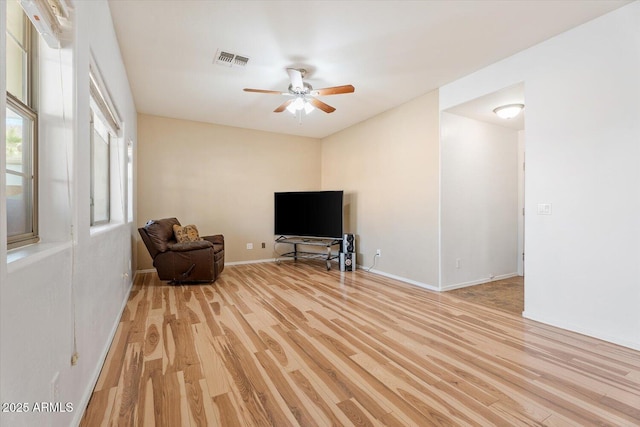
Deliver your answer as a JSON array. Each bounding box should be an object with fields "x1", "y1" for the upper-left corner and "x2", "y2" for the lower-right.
[{"x1": 441, "y1": 83, "x2": 525, "y2": 315}]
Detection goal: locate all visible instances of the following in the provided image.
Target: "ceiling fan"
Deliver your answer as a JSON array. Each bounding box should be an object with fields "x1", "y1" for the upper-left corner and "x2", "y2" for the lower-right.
[{"x1": 243, "y1": 68, "x2": 355, "y2": 115}]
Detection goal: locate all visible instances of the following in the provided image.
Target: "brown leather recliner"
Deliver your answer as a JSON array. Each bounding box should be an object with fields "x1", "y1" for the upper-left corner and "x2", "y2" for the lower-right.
[{"x1": 138, "y1": 218, "x2": 224, "y2": 283}]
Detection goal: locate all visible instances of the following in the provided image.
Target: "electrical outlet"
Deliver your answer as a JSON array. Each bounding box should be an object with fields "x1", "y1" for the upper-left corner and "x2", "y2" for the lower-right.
[
  {"x1": 261, "y1": 242, "x2": 266, "y2": 249},
  {"x1": 456, "y1": 258, "x2": 461, "y2": 269},
  {"x1": 376, "y1": 249, "x2": 381, "y2": 257},
  {"x1": 246, "y1": 243, "x2": 253, "y2": 250}
]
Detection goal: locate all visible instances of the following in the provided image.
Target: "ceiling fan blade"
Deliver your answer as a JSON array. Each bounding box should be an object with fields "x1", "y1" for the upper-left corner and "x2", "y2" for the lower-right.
[
  {"x1": 274, "y1": 99, "x2": 294, "y2": 113},
  {"x1": 287, "y1": 68, "x2": 304, "y2": 91},
  {"x1": 244, "y1": 88, "x2": 287, "y2": 95},
  {"x1": 311, "y1": 85, "x2": 355, "y2": 96},
  {"x1": 309, "y1": 98, "x2": 336, "y2": 113}
]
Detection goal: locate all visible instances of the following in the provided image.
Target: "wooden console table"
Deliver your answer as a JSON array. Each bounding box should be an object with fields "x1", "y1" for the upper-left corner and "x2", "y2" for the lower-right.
[{"x1": 275, "y1": 236, "x2": 341, "y2": 270}]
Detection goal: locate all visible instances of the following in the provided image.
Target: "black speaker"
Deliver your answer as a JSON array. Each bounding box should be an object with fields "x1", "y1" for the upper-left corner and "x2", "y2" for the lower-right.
[
  {"x1": 342, "y1": 233, "x2": 355, "y2": 253},
  {"x1": 340, "y1": 252, "x2": 356, "y2": 272}
]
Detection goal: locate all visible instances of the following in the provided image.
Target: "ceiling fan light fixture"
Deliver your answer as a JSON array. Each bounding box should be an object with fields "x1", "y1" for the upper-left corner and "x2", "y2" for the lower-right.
[
  {"x1": 286, "y1": 96, "x2": 315, "y2": 115},
  {"x1": 293, "y1": 97, "x2": 305, "y2": 110},
  {"x1": 244, "y1": 67, "x2": 354, "y2": 119},
  {"x1": 304, "y1": 101, "x2": 314, "y2": 114},
  {"x1": 493, "y1": 103, "x2": 524, "y2": 119}
]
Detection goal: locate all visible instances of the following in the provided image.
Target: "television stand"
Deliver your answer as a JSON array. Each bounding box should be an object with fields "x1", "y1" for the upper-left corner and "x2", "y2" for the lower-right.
[{"x1": 275, "y1": 236, "x2": 341, "y2": 270}]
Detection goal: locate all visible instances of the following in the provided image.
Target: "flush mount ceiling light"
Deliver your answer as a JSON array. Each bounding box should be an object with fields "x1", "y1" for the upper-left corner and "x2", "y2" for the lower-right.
[{"x1": 493, "y1": 103, "x2": 524, "y2": 119}]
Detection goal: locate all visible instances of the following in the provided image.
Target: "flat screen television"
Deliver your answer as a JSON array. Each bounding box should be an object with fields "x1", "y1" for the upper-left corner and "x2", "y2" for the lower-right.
[{"x1": 274, "y1": 191, "x2": 344, "y2": 238}]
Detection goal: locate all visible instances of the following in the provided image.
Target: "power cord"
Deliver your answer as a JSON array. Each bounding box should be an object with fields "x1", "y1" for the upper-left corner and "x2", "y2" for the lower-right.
[{"x1": 364, "y1": 253, "x2": 379, "y2": 272}]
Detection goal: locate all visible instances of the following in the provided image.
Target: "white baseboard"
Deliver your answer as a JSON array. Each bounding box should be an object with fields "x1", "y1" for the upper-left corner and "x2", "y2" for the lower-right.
[
  {"x1": 226, "y1": 258, "x2": 277, "y2": 266},
  {"x1": 229, "y1": 258, "x2": 342, "y2": 267},
  {"x1": 226, "y1": 259, "x2": 438, "y2": 294},
  {"x1": 440, "y1": 272, "x2": 520, "y2": 292},
  {"x1": 523, "y1": 310, "x2": 640, "y2": 352},
  {"x1": 365, "y1": 268, "x2": 439, "y2": 292}
]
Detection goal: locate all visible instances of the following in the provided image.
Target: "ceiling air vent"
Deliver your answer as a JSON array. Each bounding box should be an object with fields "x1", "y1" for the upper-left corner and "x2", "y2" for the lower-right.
[{"x1": 214, "y1": 49, "x2": 249, "y2": 68}]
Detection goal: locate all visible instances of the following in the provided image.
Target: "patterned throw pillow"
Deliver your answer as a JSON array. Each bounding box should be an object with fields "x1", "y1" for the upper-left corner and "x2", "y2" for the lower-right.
[{"x1": 173, "y1": 224, "x2": 201, "y2": 243}]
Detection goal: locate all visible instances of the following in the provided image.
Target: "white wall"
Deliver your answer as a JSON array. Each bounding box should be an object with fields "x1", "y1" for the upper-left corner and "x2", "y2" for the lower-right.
[
  {"x1": 440, "y1": 112, "x2": 519, "y2": 290},
  {"x1": 0, "y1": 1, "x2": 137, "y2": 426},
  {"x1": 1, "y1": 2, "x2": 8, "y2": 287},
  {"x1": 440, "y1": 2, "x2": 640, "y2": 350},
  {"x1": 517, "y1": 130, "x2": 525, "y2": 276}
]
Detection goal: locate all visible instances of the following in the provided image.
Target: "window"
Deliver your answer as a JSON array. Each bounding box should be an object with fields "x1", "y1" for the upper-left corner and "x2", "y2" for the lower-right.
[
  {"x1": 127, "y1": 139, "x2": 133, "y2": 222},
  {"x1": 89, "y1": 60, "x2": 120, "y2": 226},
  {"x1": 6, "y1": 0, "x2": 38, "y2": 249},
  {"x1": 90, "y1": 112, "x2": 110, "y2": 225}
]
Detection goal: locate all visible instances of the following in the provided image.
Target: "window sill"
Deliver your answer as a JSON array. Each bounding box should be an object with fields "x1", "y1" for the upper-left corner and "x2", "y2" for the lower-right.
[
  {"x1": 90, "y1": 222, "x2": 125, "y2": 236},
  {"x1": 7, "y1": 241, "x2": 72, "y2": 274}
]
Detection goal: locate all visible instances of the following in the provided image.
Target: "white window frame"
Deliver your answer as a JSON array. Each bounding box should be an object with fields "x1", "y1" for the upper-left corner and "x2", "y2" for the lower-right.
[
  {"x1": 89, "y1": 110, "x2": 111, "y2": 226},
  {"x1": 6, "y1": 3, "x2": 38, "y2": 249},
  {"x1": 89, "y1": 57, "x2": 121, "y2": 227}
]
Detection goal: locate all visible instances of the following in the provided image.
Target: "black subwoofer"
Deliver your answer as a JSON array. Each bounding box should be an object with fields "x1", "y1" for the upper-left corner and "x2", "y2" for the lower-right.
[
  {"x1": 342, "y1": 233, "x2": 355, "y2": 254},
  {"x1": 340, "y1": 252, "x2": 356, "y2": 272}
]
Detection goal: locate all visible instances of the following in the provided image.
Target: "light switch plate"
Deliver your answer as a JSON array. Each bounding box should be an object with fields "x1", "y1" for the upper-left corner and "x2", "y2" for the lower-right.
[{"x1": 537, "y1": 203, "x2": 552, "y2": 215}]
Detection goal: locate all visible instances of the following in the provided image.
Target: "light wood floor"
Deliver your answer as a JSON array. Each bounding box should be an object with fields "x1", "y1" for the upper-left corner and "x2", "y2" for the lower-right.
[
  {"x1": 80, "y1": 261, "x2": 640, "y2": 426},
  {"x1": 446, "y1": 276, "x2": 524, "y2": 315}
]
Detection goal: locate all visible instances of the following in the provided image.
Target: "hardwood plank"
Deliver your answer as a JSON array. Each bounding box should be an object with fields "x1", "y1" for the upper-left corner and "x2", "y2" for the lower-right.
[
  {"x1": 213, "y1": 393, "x2": 244, "y2": 427},
  {"x1": 143, "y1": 315, "x2": 163, "y2": 361},
  {"x1": 192, "y1": 325, "x2": 230, "y2": 397},
  {"x1": 79, "y1": 388, "x2": 112, "y2": 427},
  {"x1": 161, "y1": 371, "x2": 184, "y2": 426},
  {"x1": 254, "y1": 350, "x2": 322, "y2": 426},
  {"x1": 219, "y1": 321, "x2": 297, "y2": 426},
  {"x1": 337, "y1": 398, "x2": 376, "y2": 427},
  {"x1": 289, "y1": 368, "x2": 353, "y2": 426},
  {"x1": 80, "y1": 262, "x2": 640, "y2": 426},
  {"x1": 176, "y1": 371, "x2": 193, "y2": 427},
  {"x1": 115, "y1": 342, "x2": 144, "y2": 426},
  {"x1": 142, "y1": 358, "x2": 163, "y2": 427}
]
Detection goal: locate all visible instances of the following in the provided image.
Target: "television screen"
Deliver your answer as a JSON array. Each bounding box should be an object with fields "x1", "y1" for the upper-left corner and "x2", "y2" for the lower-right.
[{"x1": 274, "y1": 191, "x2": 344, "y2": 238}]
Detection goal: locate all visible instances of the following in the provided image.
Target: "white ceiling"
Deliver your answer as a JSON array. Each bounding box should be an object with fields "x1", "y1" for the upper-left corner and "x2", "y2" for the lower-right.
[
  {"x1": 446, "y1": 83, "x2": 525, "y2": 131},
  {"x1": 107, "y1": 0, "x2": 629, "y2": 139}
]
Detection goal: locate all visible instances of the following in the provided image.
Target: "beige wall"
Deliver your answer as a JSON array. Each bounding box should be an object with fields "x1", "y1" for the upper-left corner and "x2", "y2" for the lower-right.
[
  {"x1": 137, "y1": 114, "x2": 321, "y2": 268},
  {"x1": 137, "y1": 91, "x2": 440, "y2": 285},
  {"x1": 321, "y1": 91, "x2": 440, "y2": 286}
]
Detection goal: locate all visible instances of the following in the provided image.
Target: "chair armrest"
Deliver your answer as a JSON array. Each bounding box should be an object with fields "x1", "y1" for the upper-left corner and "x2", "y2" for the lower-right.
[
  {"x1": 203, "y1": 234, "x2": 224, "y2": 246},
  {"x1": 167, "y1": 240, "x2": 214, "y2": 252}
]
